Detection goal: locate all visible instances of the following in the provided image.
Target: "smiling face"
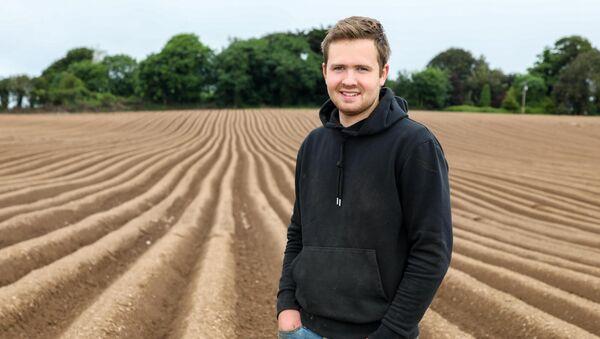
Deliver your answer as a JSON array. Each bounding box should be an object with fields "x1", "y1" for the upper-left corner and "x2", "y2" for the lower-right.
[{"x1": 322, "y1": 39, "x2": 389, "y2": 124}]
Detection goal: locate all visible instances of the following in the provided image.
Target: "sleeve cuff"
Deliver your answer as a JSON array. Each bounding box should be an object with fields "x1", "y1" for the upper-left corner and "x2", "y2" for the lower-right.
[{"x1": 276, "y1": 290, "x2": 300, "y2": 319}]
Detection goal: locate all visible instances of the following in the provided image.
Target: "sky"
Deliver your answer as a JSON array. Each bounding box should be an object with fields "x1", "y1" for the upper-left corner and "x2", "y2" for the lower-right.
[{"x1": 2, "y1": 0, "x2": 600, "y2": 79}]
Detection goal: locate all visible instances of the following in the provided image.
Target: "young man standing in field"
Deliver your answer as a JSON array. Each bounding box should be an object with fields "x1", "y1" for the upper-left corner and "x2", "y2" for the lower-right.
[{"x1": 276, "y1": 16, "x2": 452, "y2": 339}]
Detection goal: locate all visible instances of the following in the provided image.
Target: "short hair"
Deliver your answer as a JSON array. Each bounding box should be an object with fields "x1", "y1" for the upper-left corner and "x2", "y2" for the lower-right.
[{"x1": 321, "y1": 16, "x2": 391, "y2": 72}]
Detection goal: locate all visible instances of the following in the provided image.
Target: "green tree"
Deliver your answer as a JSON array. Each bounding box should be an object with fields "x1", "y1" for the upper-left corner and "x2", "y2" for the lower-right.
[
  {"x1": 42, "y1": 47, "x2": 95, "y2": 78},
  {"x1": 214, "y1": 33, "x2": 323, "y2": 107},
  {"x1": 214, "y1": 38, "x2": 265, "y2": 107},
  {"x1": 29, "y1": 76, "x2": 49, "y2": 108},
  {"x1": 512, "y1": 74, "x2": 547, "y2": 108},
  {"x1": 31, "y1": 47, "x2": 97, "y2": 107},
  {"x1": 67, "y1": 60, "x2": 110, "y2": 93},
  {"x1": 390, "y1": 71, "x2": 414, "y2": 106},
  {"x1": 102, "y1": 54, "x2": 138, "y2": 97},
  {"x1": 138, "y1": 33, "x2": 214, "y2": 104},
  {"x1": 428, "y1": 48, "x2": 476, "y2": 105},
  {"x1": 8, "y1": 75, "x2": 33, "y2": 108},
  {"x1": 265, "y1": 33, "x2": 324, "y2": 106},
  {"x1": 466, "y1": 56, "x2": 510, "y2": 107},
  {"x1": 303, "y1": 26, "x2": 329, "y2": 55},
  {"x1": 411, "y1": 67, "x2": 451, "y2": 109},
  {"x1": 501, "y1": 87, "x2": 519, "y2": 111},
  {"x1": 553, "y1": 49, "x2": 600, "y2": 115},
  {"x1": 0, "y1": 78, "x2": 10, "y2": 110},
  {"x1": 479, "y1": 84, "x2": 491, "y2": 107},
  {"x1": 47, "y1": 72, "x2": 90, "y2": 106},
  {"x1": 529, "y1": 36, "x2": 593, "y2": 93}
]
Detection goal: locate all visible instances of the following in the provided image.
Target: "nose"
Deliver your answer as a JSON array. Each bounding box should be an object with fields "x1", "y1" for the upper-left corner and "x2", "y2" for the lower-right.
[{"x1": 341, "y1": 69, "x2": 358, "y2": 87}]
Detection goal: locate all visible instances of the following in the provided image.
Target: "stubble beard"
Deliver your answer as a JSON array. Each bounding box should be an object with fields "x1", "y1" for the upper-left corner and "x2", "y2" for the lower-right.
[{"x1": 335, "y1": 92, "x2": 379, "y2": 118}]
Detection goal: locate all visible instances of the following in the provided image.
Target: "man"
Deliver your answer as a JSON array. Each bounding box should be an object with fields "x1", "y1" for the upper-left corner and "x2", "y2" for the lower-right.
[{"x1": 276, "y1": 16, "x2": 452, "y2": 339}]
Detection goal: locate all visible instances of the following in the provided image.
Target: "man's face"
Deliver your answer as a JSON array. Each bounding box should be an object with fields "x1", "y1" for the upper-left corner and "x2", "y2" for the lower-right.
[{"x1": 322, "y1": 39, "x2": 389, "y2": 118}]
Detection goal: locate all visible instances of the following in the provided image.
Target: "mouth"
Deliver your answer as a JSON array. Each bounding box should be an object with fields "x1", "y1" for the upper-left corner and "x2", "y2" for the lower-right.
[{"x1": 340, "y1": 91, "x2": 360, "y2": 99}]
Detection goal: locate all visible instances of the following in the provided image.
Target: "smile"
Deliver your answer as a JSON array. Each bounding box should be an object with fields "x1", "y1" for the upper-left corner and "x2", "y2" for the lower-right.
[{"x1": 341, "y1": 91, "x2": 360, "y2": 97}]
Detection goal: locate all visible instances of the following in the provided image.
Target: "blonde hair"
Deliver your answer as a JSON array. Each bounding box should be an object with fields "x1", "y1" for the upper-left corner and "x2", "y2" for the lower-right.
[{"x1": 321, "y1": 16, "x2": 391, "y2": 72}]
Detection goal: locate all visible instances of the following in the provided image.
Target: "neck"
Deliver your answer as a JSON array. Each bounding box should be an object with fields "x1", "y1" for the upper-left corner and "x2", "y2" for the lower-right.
[{"x1": 339, "y1": 97, "x2": 379, "y2": 127}]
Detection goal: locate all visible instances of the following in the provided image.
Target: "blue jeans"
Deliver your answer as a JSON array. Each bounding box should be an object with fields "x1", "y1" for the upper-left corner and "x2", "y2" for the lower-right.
[
  {"x1": 278, "y1": 326, "x2": 326, "y2": 339},
  {"x1": 278, "y1": 326, "x2": 418, "y2": 339}
]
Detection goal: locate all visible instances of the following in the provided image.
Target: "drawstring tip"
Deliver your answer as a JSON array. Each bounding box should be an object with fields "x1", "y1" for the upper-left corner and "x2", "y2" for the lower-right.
[{"x1": 336, "y1": 197, "x2": 342, "y2": 207}]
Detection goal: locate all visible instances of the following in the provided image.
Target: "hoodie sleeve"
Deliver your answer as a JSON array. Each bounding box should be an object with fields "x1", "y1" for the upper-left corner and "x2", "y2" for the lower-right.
[
  {"x1": 275, "y1": 141, "x2": 305, "y2": 318},
  {"x1": 370, "y1": 138, "x2": 453, "y2": 339}
]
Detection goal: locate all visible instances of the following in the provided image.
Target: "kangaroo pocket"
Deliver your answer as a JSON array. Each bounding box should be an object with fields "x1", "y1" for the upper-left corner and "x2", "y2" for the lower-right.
[{"x1": 293, "y1": 246, "x2": 389, "y2": 323}]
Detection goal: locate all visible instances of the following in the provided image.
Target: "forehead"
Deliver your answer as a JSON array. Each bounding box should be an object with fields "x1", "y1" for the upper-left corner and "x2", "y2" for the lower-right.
[{"x1": 327, "y1": 39, "x2": 379, "y2": 66}]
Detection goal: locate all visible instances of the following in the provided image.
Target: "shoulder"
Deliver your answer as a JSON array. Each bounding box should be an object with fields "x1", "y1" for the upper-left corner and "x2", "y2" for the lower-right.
[
  {"x1": 306, "y1": 126, "x2": 328, "y2": 140},
  {"x1": 294, "y1": 126, "x2": 329, "y2": 158},
  {"x1": 388, "y1": 117, "x2": 447, "y2": 169},
  {"x1": 300, "y1": 126, "x2": 331, "y2": 148},
  {"x1": 390, "y1": 117, "x2": 442, "y2": 148}
]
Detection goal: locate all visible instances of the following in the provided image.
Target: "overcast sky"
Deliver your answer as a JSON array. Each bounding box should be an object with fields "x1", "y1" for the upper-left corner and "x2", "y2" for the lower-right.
[{"x1": 2, "y1": 0, "x2": 599, "y2": 79}]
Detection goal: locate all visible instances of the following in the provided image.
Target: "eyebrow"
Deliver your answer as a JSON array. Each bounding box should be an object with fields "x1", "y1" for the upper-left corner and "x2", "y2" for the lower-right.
[{"x1": 330, "y1": 64, "x2": 373, "y2": 69}]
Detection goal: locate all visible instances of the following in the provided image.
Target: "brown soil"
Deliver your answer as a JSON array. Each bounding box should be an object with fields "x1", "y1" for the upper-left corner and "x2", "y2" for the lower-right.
[{"x1": 0, "y1": 109, "x2": 599, "y2": 338}]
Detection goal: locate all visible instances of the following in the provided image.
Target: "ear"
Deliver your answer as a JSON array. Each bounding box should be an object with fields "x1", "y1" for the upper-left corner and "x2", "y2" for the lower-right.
[
  {"x1": 379, "y1": 63, "x2": 390, "y2": 86},
  {"x1": 322, "y1": 62, "x2": 327, "y2": 79}
]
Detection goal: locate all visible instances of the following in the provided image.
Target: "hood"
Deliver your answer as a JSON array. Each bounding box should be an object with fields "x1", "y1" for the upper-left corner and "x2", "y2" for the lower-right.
[
  {"x1": 319, "y1": 87, "x2": 409, "y2": 137},
  {"x1": 318, "y1": 87, "x2": 409, "y2": 208}
]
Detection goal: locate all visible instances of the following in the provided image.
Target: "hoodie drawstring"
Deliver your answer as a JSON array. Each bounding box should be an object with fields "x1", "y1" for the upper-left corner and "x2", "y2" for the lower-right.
[{"x1": 336, "y1": 137, "x2": 346, "y2": 207}]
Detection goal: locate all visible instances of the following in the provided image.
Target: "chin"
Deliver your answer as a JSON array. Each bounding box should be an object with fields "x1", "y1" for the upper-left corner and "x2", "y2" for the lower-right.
[
  {"x1": 334, "y1": 99, "x2": 371, "y2": 116},
  {"x1": 338, "y1": 107, "x2": 364, "y2": 116}
]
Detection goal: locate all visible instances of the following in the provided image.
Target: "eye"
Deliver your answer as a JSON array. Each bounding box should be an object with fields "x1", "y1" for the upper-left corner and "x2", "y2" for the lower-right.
[
  {"x1": 332, "y1": 65, "x2": 344, "y2": 71},
  {"x1": 357, "y1": 66, "x2": 370, "y2": 72}
]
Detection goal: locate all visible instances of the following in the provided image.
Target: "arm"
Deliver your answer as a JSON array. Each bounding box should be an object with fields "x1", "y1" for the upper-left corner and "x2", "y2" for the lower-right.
[
  {"x1": 370, "y1": 138, "x2": 453, "y2": 339},
  {"x1": 276, "y1": 141, "x2": 305, "y2": 319}
]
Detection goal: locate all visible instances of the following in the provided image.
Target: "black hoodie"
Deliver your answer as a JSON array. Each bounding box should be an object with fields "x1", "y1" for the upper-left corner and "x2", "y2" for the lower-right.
[{"x1": 276, "y1": 88, "x2": 452, "y2": 339}]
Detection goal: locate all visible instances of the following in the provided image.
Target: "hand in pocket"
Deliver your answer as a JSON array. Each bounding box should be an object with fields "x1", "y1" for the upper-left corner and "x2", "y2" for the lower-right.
[{"x1": 278, "y1": 309, "x2": 302, "y2": 331}]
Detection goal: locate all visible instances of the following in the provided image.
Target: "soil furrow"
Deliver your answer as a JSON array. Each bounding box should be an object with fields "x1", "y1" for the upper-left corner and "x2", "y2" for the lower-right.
[
  {"x1": 0, "y1": 113, "x2": 211, "y2": 245},
  {"x1": 0, "y1": 113, "x2": 225, "y2": 338},
  {"x1": 0, "y1": 113, "x2": 194, "y2": 191},
  {"x1": 451, "y1": 175, "x2": 600, "y2": 236},
  {"x1": 452, "y1": 197, "x2": 600, "y2": 265},
  {"x1": 0, "y1": 114, "x2": 220, "y2": 286},
  {"x1": 60, "y1": 116, "x2": 233, "y2": 338},
  {"x1": 232, "y1": 112, "x2": 289, "y2": 338},
  {"x1": 454, "y1": 233, "x2": 600, "y2": 302},
  {"x1": 432, "y1": 268, "x2": 596, "y2": 338},
  {"x1": 451, "y1": 171, "x2": 600, "y2": 222},
  {"x1": 451, "y1": 253, "x2": 600, "y2": 334},
  {"x1": 166, "y1": 113, "x2": 239, "y2": 338},
  {"x1": 0, "y1": 112, "x2": 200, "y2": 206}
]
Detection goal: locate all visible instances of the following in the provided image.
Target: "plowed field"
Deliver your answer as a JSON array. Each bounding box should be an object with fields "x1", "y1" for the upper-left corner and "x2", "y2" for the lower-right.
[{"x1": 0, "y1": 109, "x2": 599, "y2": 338}]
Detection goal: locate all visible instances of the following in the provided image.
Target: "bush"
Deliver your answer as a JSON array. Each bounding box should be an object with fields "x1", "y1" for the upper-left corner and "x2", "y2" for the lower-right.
[
  {"x1": 513, "y1": 74, "x2": 547, "y2": 106},
  {"x1": 478, "y1": 84, "x2": 491, "y2": 107},
  {"x1": 48, "y1": 72, "x2": 91, "y2": 105},
  {"x1": 501, "y1": 87, "x2": 519, "y2": 112},
  {"x1": 445, "y1": 105, "x2": 510, "y2": 113}
]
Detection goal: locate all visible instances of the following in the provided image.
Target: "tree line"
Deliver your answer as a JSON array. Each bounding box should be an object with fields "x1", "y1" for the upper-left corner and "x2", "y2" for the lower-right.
[
  {"x1": 390, "y1": 35, "x2": 600, "y2": 115},
  {"x1": 0, "y1": 28, "x2": 598, "y2": 115}
]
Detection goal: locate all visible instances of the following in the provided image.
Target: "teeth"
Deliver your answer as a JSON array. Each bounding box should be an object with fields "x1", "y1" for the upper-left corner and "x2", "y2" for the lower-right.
[{"x1": 342, "y1": 92, "x2": 359, "y2": 97}]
